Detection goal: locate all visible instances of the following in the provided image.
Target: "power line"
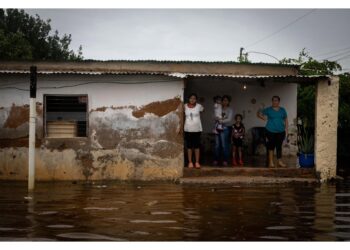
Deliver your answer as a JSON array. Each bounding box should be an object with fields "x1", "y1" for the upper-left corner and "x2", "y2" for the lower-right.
[
  {"x1": 0, "y1": 77, "x2": 183, "y2": 86},
  {"x1": 246, "y1": 9, "x2": 316, "y2": 48},
  {"x1": 0, "y1": 79, "x2": 181, "y2": 91},
  {"x1": 323, "y1": 49, "x2": 350, "y2": 60},
  {"x1": 315, "y1": 45, "x2": 350, "y2": 58},
  {"x1": 246, "y1": 51, "x2": 280, "y2": 62},
  {"x1": 335, "y1": 52, "x2": 350, "y2": 61},
  {"x1": 338, "y1": 68, "x2": 350, "y2": 72},
  {"x1": 0, "y1": 87, "x2": 29, "y2": 91}
]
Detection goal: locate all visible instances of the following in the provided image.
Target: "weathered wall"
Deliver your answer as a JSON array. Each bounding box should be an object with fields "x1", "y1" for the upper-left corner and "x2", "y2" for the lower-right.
[
  {"x1": 185, "y1": 77, "x2": 298, "y2": 163},
  {"x1": 0, "y1": 74, "x2": 184, "y2": 181},
  {"x1": 315, "y1": 77, "x2": 339, "y2": 181}
]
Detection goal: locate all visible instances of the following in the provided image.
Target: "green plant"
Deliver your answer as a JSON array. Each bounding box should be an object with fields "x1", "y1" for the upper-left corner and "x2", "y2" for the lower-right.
[
  {"x1": 0, "y1": 9, "x2": 83, "y2": 60},
  {"x1": 298, "y1": 121, "x2": 314, "y2": 154}
]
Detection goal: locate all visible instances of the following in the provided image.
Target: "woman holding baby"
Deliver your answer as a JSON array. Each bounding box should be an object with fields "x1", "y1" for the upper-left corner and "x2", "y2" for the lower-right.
[{"x1": 212, "y1": 95, "x2": 233, "y2": 166}]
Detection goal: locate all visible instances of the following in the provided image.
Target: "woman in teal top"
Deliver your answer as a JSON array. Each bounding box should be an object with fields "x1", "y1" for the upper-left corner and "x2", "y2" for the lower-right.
[{"x1": 257, "y1": 96, "x2": 288, "y2": 168}]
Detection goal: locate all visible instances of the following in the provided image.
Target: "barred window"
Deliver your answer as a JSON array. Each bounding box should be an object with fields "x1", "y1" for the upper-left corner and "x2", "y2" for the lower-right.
[{"x1": 44, "y1": 95, "x2": 88, "y2": 138}]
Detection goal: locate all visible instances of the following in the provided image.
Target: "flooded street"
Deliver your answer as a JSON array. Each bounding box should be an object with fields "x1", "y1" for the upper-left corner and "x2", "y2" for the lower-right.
[{"x1": 0, "y1": 181, "x2": 350, "y2": 241}]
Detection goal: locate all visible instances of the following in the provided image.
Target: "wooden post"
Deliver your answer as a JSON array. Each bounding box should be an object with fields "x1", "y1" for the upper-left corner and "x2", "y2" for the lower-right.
[{"x1": 28, "y1": 66, "x2": 37, "y2": 191}]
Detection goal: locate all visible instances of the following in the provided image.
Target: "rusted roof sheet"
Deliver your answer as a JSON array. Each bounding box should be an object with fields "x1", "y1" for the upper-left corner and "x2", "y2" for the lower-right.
[
  {"x1": 84, "y1": 60, "x2": 300, "y2": 68},
  {"x1": 1, "y1": 59, "x2": 300, "y2": 67},
  {"x1": 175, "y1": 73, "x2": 330, "y2": 84},
  {"x1": 0, "y1": 70, "x2": 329, "y2": 82},
  {"x1": 0, "y1": 61, "x2": 300, "y2": 76},
  {"x1": 169, "y1": 72, "x2": 330, "y2": 79},
  {"x1": 0, "y1": 70, "x2": 167, "y2": 76}
]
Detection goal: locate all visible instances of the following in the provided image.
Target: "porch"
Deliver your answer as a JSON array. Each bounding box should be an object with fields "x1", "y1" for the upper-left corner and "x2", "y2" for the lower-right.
[{"x1": 182, "y1": 74, "x2": 339, "y2": 182}]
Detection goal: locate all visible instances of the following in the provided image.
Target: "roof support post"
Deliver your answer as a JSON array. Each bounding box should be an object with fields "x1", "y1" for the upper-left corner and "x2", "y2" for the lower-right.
[{"x1": 314, "y1": 76, "x2": 339, "y2": 181}]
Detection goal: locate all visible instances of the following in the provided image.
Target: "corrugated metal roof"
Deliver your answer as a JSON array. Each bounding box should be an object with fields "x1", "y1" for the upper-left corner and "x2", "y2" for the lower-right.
[
  {"x1": 0, "y1": 70, "x2": 173, "y2": 76},
  {"x1": 0, "y1": 70, "x2": 329, "y2": 81},
  {"x1": 173, "y1": 73, "x2": 330, "y2": 79},
  {"x1": 1, "y1": 59, "x2": 300, "y2": 68},
  {"x1": 86, "y1": 59, "x2": 300, "y2": 68}
]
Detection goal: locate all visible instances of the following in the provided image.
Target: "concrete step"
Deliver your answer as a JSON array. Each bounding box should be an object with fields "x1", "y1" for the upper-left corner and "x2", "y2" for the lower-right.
[
  {"x1": 180, "y1": 176, "x2": 318, "y2": 185},
  {"x1": 183, "y1": 166, "x2": 316, "y2": 179}
]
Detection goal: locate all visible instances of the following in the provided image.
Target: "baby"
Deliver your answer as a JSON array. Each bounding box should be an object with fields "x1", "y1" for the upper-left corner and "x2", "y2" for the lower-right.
[{"x1": 213, "y1": 96, "x2": 223, "y2": 134}]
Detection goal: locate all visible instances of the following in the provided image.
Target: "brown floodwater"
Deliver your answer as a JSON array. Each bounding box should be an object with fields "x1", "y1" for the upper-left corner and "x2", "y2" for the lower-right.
[{"x1": 0, "y1": 181, "x2": 349, "y2": 241}]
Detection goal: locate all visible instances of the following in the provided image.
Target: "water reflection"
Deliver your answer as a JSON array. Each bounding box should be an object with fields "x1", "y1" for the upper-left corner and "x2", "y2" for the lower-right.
[
  {"x1": 313, "y1": 185, "x2": 336, "y2": 240},
  {"x1": 0, "y1": 181, "x2": 349, "y2": 241}
]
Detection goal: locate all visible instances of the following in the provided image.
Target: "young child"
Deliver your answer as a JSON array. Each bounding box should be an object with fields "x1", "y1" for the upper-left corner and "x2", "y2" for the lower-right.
[
  {"x1": 213, "y1": 95, "x2": 223, "y2": 134},
  {"x1": 232, "y1": 114, "x2": 245, "y2": 166}
]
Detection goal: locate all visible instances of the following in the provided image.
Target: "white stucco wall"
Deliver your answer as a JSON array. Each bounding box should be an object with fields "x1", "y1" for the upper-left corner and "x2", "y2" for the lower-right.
[
  {"x1": 0, "y1": 74, "x2": 185, "y2": 181},
  {"x1": 0, "y1": 74, "x2": 184, "y2": 108}
]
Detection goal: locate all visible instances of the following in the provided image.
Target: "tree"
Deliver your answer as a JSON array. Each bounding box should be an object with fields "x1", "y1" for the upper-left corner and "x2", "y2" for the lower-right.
[
  {"x1": 237, "y1": 48, "x2": 250, "y2": 63},
  {"x1": 281, "y1": 49, "x2": 350, "y2": 175},
  {"x1": 0, "y1": 9, "x2": 83, "y2": 61},
  {"x1": 280, "y1": 49, "x2": 344, "y2": 127},
  {"x1": 338, "y1": 73, "x2": 350, "y2": 128}
]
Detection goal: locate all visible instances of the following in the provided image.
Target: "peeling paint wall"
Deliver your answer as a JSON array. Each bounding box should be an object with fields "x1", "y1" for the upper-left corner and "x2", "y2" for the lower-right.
[
  {"x1": 0, "y1": 75, "x2": 184, "y2": 181},
  {"x1": 315, "y1": 77, "x2": 339, "y2": 181},
  {"x1": 185, "y1": 78, "x2": 298, "y2": 163}
]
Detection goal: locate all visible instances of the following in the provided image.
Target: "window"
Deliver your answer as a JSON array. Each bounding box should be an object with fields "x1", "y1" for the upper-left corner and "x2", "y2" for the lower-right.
[{"x1": 44, "y1": 95, "x2": 88, "y2": 138}]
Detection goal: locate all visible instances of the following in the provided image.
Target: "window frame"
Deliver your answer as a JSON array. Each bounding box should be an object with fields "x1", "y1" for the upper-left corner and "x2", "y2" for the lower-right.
[{"x1": 43, "y1": 94, "x2": 89, "y2": 138}]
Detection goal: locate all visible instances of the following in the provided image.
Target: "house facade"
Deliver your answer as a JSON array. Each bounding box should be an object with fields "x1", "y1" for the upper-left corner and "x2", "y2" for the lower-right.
[{"x1": 0, "y1": 61, "x2": 339, "y2": 181}]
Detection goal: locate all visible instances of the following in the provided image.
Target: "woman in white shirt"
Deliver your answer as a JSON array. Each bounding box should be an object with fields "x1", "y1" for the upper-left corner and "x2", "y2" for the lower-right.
[{"x1": 184, "y1": 93, "x2": 204, "y2": 169}]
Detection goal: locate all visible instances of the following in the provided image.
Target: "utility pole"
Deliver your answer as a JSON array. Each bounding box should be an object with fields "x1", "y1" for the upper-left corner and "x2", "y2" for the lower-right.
[
  {"x1": 28, "y1": 66, "x2": 37, "y2": 191},
  {"x1": 239, "y1": 47, "x2": 244, "y2": 62}
]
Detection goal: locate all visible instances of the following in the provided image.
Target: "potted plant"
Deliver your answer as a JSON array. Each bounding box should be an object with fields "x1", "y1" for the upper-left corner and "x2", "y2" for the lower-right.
[{"x1": 297, "y1": 119, "x2": 315, "y2": 168}]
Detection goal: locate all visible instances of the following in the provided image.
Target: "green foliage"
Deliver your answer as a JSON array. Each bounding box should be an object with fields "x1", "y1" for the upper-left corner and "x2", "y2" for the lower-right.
[
  {"x1": 338, "y1": 73, "x2": 350, "y2": 128},
  {"x1": 298, "y1": 121, "x2": 314, "y2": 154},
  {"x1": 296, "y1": 84, "x2": 316, "y2": 126},
  {"x1": 0, "y1": 9, "x2": 83, "y2": 61},
  {"x1": 280, "y1": 49, "x2": 344, "y2": 127},
  {"x1": 0, "y1": 29, "x2": 32, "y2": 59},
  {"x1": 237, "y1": 49, "x2": 250, "y2": 63},
  {"x1": 281, "y1": 49, "x2": 350, "y2": 168},
  {"x1": 280, "y1": 49, "x2": 342, "y2": 75}
]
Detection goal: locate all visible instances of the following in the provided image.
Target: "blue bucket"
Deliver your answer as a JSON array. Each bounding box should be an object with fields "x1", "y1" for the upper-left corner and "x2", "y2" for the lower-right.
[{"x1": 299, "y1": 154, "x2": 314, "y2": 168}]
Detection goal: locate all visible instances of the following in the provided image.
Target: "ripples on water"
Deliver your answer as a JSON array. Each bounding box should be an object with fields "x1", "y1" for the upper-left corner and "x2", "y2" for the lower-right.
[{"x1": 0, "y1": 181, "x2": 349, "y2": 241}]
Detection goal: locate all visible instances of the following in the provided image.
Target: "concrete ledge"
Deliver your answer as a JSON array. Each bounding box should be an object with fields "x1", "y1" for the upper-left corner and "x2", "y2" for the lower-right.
[
  {"x1": 180, "y1": 176, "x2": 318, "y2": 185},
  {"x1": 184, "y1": 166, "x2": 316, "y2": 178}
]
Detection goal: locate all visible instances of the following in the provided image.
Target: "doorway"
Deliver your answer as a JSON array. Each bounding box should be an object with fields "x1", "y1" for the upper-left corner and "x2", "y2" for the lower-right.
[{"x1": 183, "y1": 76, "x2": 298, "y2": 168}]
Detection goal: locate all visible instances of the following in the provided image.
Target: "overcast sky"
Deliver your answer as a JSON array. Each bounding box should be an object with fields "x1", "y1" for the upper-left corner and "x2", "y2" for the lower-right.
[{"x1": 24, "y1": 9, "x2": 350, "y2": 71}]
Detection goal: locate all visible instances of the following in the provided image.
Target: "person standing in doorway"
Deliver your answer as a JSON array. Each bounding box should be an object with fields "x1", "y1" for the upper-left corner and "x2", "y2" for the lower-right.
[
  {"x1": 184, "y1": 93, "x2": 204, "y2": 169},
  {"x1": 257, "y1": 96, "x2": 288, "y2": 168},
  {"x1": 213, "y1": 95, "x2": 233, "y2": 167},
  {"x1": 232, "y1": 114, "x2": 245, "y2": 166},
  {"x1": 212, "y1": 95, "x2": 223, "y2": 134}
]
